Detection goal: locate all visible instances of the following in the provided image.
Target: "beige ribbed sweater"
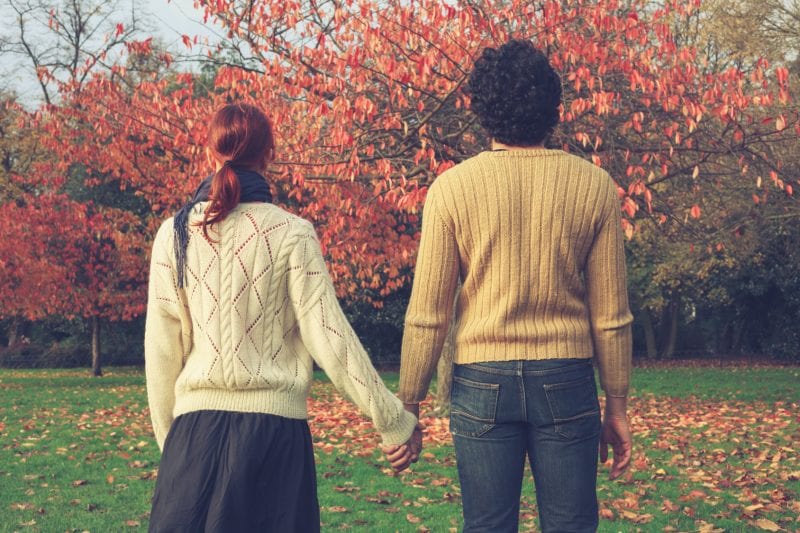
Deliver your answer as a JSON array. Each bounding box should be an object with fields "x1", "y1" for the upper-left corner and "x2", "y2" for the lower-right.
[
  {"x1": 399, "y1": 149, "x2": 633, "y2": 402},
  {"x1": 145, "y1": 202, "x2": 416, "y2": 450}
]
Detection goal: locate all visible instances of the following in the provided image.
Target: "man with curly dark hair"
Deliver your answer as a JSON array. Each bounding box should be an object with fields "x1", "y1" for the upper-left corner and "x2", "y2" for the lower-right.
[{"x1": 399, "y1": 39, "x2": 634, "y2": 532}]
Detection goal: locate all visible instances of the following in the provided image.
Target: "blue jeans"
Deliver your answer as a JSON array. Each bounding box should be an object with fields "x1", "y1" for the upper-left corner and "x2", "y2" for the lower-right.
[{"x1": 450, "y1": 359, "x2": 601, "y2": 533}]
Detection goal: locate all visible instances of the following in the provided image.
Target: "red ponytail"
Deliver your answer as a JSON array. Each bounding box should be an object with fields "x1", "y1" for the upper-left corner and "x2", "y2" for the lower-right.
[
  {"x1": 201, "y1": 164, "x2": 241, "y2": 240},
  {"x1": 198, "y1": 103, "x2": 274, "y2": 240}
]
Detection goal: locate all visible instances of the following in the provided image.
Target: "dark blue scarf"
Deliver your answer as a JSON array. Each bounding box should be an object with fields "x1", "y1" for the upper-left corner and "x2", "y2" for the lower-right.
[{"x1": 173, "y1": 168, "x2": 272, "y2": 288}]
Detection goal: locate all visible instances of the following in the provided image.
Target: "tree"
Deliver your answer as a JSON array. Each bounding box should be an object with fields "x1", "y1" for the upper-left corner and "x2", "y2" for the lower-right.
[
  {"x1": 3, "y1": 0, "x2": 798, "y2": 373},
  {"x1": 49, "y1": 199, "x2": 148, "y2": 375},
  {"x1": 0, "y1": 0, "x2": 156, "y2": 371},
  {"x1": 0, "y1": 95, "x2": 53, "y2": 346},
  {"x1": 0, "y1": 0, "x2": 143, "y2": 104},
  {"x1": 49, "y1": 0, "x2": 798, "y2": 302},
  {"x1": 0, "y1": 194, "x2": 76, "y2": 347}
]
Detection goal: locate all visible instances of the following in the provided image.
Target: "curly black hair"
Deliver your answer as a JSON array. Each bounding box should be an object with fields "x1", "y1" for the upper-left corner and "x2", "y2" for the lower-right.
[{"x1": 467, "y1": 39, "x2": 562, "y2": 146}]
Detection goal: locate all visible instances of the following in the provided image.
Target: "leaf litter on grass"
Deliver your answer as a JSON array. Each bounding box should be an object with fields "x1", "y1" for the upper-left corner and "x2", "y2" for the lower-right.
[
  {"x1": 1, "y1": 368, "x2": 797, "y2": 531},
  {"x1": 308, "y1": 381, "x2": 799, "y2": 531}
]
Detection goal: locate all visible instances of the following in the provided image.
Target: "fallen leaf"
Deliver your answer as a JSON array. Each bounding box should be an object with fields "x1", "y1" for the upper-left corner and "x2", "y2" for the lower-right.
[
  {"x1": 696, "y1": 521, "x2": 725, "y2": 533},
  {"x1": 753, "y1": 518, "x2": 782, "y2": 531},
  {"x1": 10, "y1": 502, "x2": 34, "y2": 511},
  {"x1": 661, "y1": 499, "x2": 680, "y2": 512},
  {"x1": 619, "y1": 510, "x2": 653, "y2": 524},
  {"x1": 406, "y1": 513, "x2": 421, "y2": 524}
]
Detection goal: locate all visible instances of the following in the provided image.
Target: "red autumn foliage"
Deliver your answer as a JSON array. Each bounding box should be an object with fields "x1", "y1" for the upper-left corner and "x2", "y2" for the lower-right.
[
  {"x1": 32, "y1": 0, "x2": 795, "y2": 308},
  {"x1": 1, "y1": 0, "x2": 797, "y2": 340}
]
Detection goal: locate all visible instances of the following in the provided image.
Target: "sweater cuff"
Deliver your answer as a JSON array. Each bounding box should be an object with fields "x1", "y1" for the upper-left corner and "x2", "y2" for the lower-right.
[
  {"x1": 379, "y1": 410, "x2": 417, "y2": 446},
  {"x1": 398, "y1": 389, "x2": 427, "y2": 404},
  {"x1": 601, "y1": 381, "x2": 630, "y2": 398}
]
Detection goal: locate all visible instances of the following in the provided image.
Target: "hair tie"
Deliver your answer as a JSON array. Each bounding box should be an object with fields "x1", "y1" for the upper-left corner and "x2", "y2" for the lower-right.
[{"x1": 222, "y1": 160, "x2": 232, "y2": 167}]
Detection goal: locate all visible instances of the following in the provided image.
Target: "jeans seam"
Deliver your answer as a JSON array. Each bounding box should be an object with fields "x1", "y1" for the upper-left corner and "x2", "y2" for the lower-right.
[
  {"x1": 451, "y1": 408, "x2": 494, "y2": 423},
  {"x1": 553, "y1": 408, "x2": 600, "y2": 423},
  {"x1": 518, "y1": 361, "x2": 527, "y2": 421},
  {"x1": 542, "y1": 375, "x2": 593, "y2": 391},
  {"x1": 522, "y1": 360, "x2": 593, "y2": 376},
  {"x1": 452, "y1": 376, "x2": 501, "y2": 390},
  {"x1": 457, "y1": 359, "x2": 593, "y2": 377},
  {"x1": 456, "y1": 365, "x2": 518, "y2": 376}
]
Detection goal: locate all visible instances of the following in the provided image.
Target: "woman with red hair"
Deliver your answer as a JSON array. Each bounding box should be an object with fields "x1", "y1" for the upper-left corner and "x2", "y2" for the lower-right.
[{"x1": 145, "y1": 103, "x2": 420, "y2": 532}]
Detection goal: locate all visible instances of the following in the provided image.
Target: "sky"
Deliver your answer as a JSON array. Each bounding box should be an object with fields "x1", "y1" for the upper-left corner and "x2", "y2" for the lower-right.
[
  {"x1": 0, "y1": 0, "x2": 225, "y2": 106},
  {"x1": 146, "y1": 0, "x2": 223, "y2": 49}
]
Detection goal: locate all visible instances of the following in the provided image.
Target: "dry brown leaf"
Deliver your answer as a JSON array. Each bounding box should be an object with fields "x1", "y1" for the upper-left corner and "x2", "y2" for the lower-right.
[
  {"x1": 599, "y1": 508, "x2": 615, "y2": 520},
  {"x1": 753, "y1": 518, "x2": 782, "y2": 531},
  {"x1": 406, "y1": 513, "x2": 421, "y2": 524}
]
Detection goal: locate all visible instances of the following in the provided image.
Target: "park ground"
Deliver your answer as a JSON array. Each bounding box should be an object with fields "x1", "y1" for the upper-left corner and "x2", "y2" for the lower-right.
[{"x1": 0, "y1": 364, "x2": 798, "y2": 532}]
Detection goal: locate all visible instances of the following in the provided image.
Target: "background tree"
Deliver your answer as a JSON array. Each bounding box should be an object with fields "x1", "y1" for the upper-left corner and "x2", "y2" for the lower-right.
[
  {"x1": 0, "y1": 0, "x2": 143, "y2": 104},
  {"x1": 0, "y1": 0, "x2": 798, "y2": 373},
  {"x1": 0, "y1": 0, "x2": 151, "y2": 371}
]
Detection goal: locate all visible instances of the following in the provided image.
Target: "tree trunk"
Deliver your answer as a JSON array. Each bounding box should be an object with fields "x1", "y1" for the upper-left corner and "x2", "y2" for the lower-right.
[
  {"x1": 716, "y1": 320, "x2": 734, "y2": 356},
  {"x1": 660, "y1": 299, "x2": 679, "y2": 359},
  {"x1": 91, "y1": 316, "x2": 103, "y2": 377},
  {"x1": 730, "y1": 318, "x2": 745, "y2": 356},
  {"x1": 640, "y1": 309, "x2": 658, "y2": 359},
  {"x1": 7, "y1": 316, "x2": 20, "y2": 347}
]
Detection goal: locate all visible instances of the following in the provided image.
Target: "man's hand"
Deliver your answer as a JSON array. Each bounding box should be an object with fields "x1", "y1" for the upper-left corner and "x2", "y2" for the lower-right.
[
  {"x1": 403, "y1": 402, "x2": 423, "y2": 463},
  {"x1": 383, "y1": 442, "x2": 414, "y2": 472},
  {"x1": 600, "y1": 396, "x2": 632, "y2": 480},
  {"x1": 408, "y1": 423, "x2": 424, "y2": 463}
]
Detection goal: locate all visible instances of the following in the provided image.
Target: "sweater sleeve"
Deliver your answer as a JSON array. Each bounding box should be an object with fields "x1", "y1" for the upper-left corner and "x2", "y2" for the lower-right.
[
  {"x1": 398, "y1": 183, "x2": 460, "y2": 403},
  {"x1": 290, "y1": 223, "x2": 417, "y2": 446},
  {"x1": 144, "y1": 221, "x2": 188, "y2": 451},
  {"x1": 585, "y1": 178, "x2": 634, "y2": 397}
]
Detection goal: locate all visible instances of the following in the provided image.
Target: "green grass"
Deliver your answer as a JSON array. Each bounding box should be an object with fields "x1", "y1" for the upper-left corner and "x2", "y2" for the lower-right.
[
  {"x1": 629, "y1": 365, "x2": 800, "y2": 402},
  {"x1": 1, "y1": 365, "x2": 798, "y2": 532}
]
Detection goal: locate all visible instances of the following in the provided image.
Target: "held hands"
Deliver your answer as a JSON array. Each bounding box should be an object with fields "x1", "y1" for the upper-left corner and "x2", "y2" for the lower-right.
[
  {"x1": 382, "y1": 402, "x2": 424, "y2": 473},
  {"x1": 382, "y1": 423, "x2": 424, "y2": 472},
  {"x1": 600, "y1": 396, "x2": 633, "y2": 480}
]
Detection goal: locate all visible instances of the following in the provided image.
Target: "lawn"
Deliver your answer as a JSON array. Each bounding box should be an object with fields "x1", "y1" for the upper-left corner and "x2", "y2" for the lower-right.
[{"x1": 0, "y1": 365, "x2": 798, "y2": 532}]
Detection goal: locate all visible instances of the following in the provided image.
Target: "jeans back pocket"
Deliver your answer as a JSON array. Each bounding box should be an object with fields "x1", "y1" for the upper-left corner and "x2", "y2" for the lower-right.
[
  {"x1": 450, "y1": 376, "x2": 499, "y2": 438},
  {"x1": 543, "y1": 375, "x2": 601, "y2": 440}
]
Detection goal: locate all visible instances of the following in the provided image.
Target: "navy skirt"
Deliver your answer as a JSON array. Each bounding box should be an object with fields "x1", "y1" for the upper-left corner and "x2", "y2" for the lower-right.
[{"x1": 149, "y1": 410, "x2": 319, "y2": 533}]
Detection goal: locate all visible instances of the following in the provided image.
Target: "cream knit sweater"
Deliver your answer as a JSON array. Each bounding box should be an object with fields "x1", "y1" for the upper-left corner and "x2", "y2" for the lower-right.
[
  {"x1": 399, "y1": 149, "x2": 633, "y2": 402},
  {"x1": 145, "y1": 202, "x2": 416, "y2": 450}
]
